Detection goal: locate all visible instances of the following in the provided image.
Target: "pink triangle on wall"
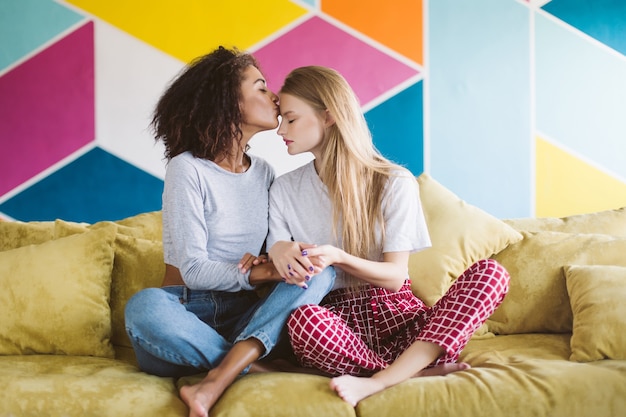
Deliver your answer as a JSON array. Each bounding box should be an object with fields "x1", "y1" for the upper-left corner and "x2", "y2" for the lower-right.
[
  {"x1": 0, "y1": 21, "x2": 95, "y2": 196},
  {"x1": 253, "y1": 16, "x2": 418, "y2": 106}
]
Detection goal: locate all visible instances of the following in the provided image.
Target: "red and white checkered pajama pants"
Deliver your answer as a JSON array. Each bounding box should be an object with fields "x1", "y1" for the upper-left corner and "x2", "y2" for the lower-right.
[{"x1": 287, "y1": 258, "x2": 510, "y2": 377}]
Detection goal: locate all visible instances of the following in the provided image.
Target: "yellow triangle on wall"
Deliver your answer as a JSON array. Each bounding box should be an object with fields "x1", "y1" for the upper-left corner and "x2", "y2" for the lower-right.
[
  {"x1": 536, "y1": 136, "x2": 626, "y2": 217},
  {"x1": 66, "y1": 0, "x2": 308, "y2": 63}
]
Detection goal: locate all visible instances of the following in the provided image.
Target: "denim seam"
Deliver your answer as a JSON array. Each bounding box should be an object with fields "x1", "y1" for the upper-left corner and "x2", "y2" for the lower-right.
[{"x1": 126, "y1": 328, "x2": 207, "y2": 369}]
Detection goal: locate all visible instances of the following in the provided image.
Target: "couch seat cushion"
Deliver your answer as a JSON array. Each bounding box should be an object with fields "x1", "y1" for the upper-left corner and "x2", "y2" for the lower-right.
[
  {"x1": 358, "y1": 334, "x2": 626, "y2": 417},
  {"x1": 178, "y1": 373, "x2": 356, "y2": 417},
  {"x1": 0, "y1": 355, "x2": 186, "y2": 417}
]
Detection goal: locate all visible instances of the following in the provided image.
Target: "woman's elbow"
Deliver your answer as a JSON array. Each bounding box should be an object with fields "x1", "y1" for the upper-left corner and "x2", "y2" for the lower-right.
[{"x1": 385, "y1": 277, "x2": 406, "y2": 292}]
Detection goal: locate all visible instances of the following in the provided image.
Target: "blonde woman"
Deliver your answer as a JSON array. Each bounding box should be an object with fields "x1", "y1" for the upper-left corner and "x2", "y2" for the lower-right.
[{"x1": 267, "y1": 66, "x2": 510, "y2": 406}]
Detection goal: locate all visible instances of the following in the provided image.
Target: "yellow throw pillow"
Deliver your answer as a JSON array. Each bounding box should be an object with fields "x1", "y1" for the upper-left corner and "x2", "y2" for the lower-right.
[
  {"x1": 564, "y1": 265, "x2": 626, "y2": 362},
  {"x1": 0, "y1": 220, "x2": 56, "y2": 251},
  {"x1": 108, "y1": 234, "x2": 164, "y2": 348},
  {"x1": 55, "y1": 219, "x2": 165, "y2": 348},
  {"x1": 504, "y1": 206, "x2": 626, "y2": 236},
  {"x1": 0, "y1": 225, "x2": 117, "y2": 357},
  {"x1": 114, "y1": 211, "x2": 163, "y2": 241},
  {"x1": 409, "y1": 174, "x2": 523, "y2": 305},
  {"x1": 489, "y1": 231, "x2": 626, "y2": 335}
]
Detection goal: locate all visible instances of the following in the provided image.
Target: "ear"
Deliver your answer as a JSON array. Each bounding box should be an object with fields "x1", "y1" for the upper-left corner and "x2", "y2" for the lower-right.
[{"x1": 324, "y1": 109, "x2": 336, "y2": 127}]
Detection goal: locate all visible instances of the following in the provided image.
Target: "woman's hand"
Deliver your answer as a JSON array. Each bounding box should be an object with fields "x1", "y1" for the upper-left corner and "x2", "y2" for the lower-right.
[
  {"x1": 269, "y1": 241, "x2": 321, "y2": 289},
  {"x1": 237, "y1": 253, "x2": 268, "y2": 274},
  {"x1": 300, "y1": 244, "x2": 343, "y2": 269},
  {"x1": 248, "y1": 261, "x2": 281, "y2": 285}
]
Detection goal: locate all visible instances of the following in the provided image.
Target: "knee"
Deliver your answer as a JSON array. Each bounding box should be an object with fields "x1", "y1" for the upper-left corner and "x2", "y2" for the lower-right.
[
  {"x1": 287, "y1": 304, "x2": 325, "y2": 339},
  {"x1": 471, "y1": 259, "x2": 510, "y2": 293},
  {"x1": 125, "y1": 288, "x2": 167, "y2": 328},
  {"x1": 311, "y1": 266, "x2": 336, "y2": 288}
]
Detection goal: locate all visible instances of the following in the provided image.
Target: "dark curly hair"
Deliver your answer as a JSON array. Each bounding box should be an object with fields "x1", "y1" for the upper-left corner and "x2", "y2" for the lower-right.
[{"x1": 150, "y1": 46, "x2": 259, "y2": 161}]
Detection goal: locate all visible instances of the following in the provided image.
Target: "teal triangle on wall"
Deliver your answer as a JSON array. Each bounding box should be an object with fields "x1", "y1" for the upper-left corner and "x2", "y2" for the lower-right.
[{"x1": 365, "y1": 81, "x2": 424, "y2": 175}]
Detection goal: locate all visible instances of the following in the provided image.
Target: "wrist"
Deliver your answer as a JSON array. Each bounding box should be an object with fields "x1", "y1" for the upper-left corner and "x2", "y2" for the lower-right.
[
  {"x1": 249, "y1": 262, "x2": 281, "y2": 285},
  {"x1": 335, "y1": 248, "x2": 348, "y2": 266}
]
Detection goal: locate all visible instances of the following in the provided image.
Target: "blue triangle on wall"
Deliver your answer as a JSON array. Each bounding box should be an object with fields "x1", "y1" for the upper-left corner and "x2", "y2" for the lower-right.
[
  {"x1": 365, "y1": 81, "x2": 424, "y2": 175},
  {"x1": 0, "y1": 147, "x2": 163, "y2": 223},
  {"x1": 542, "y1": 0, "x2": 626, "y2": 56}
]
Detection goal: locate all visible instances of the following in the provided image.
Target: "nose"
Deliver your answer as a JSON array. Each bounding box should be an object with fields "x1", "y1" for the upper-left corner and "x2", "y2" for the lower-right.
[
  {"x1": 277, "y1": 118, "x2": 286, "y2": 135},
  {"x1": 270, "y1": 91, "x2": 279, "y2": 104}
]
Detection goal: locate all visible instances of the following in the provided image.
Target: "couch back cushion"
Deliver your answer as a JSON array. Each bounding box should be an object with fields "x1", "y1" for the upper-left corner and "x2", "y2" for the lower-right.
[
  {"x1": 54, "y1": 213, "x2": 165, "y2": 350},
  {"x1": 409, "y1": 174, "x2": 523, "y2": 305},
  {"x1": 504, "y1": 206, "x2": 626, "y2": 236},
  {"x1": 0, "y1": 225, "x2": 117, "y2": 357},
  {"x1": 0, "y1": 220, "x2": 56, "y2": 250},
  {"x1": 488, "y1": 231, "x2": 626, "y2": 334}
]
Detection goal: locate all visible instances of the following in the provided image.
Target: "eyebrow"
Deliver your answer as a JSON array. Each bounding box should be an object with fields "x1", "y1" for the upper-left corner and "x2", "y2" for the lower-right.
[
  {"x1": 253, "y1": 78, "x2": 267, "y2": 86},
  {"x1": 281, "y1": 110, "x2": 295, "y2": 116}
]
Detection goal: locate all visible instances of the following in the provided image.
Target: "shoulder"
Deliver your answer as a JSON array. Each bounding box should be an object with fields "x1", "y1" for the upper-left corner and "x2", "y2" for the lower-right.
[
  {"x1": 386, "y1": 167, "x2": 418, "y2": 191},
  {"x1": 271, "y1": 161, "x2": 314, "y2": 190},
  {"x1": 166, "y1": 152, "x2": 200, "y2": 178},
  {"x1": 168, "y1": 151, "x2": 206, "y2": 170},
  {"x1": 248, "y1": 155, "x2": 275, "y2": 184},
  {"x1": 249, "y1": 154, "x2": 272, "y2": 172}
]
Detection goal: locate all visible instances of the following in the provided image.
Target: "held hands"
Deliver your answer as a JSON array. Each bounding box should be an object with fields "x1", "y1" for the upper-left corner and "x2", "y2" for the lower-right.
[
  {"x1": 268, "y1": 241, "x2": 341, "y2": 289},
  {"x1": 237, "y1": 253, "x2": 268, "y2": 274},
  {"x1": 238, "y1": 253, "x2": 283, "y2": 286}
]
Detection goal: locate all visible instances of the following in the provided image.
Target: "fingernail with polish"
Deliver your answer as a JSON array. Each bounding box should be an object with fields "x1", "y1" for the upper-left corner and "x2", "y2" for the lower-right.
[
  {"x1": 301, "y1": 250, "x2": 308, "y2": 256},
  {"x1": 287, "y1": 264, "x2": 292, "y2": 270},
  {"x1": 309, "y1": 266, "x2": 314, "y2": 272},
  {"x1": 302, "y1": 284, "x2": 308, "y2": 290},
  {"x1": 305, "y1": 275, "x2": 311, "y2": 281},
  {"x1": 288, "y1": 272, "x2": 294, "y2": 276}
]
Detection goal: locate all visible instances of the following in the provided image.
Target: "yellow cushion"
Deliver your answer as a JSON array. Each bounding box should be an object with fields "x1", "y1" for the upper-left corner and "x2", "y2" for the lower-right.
[
  {"x1": 0, "y1": 220, "x2": 56, "y2": 251},
  {"x1": 114, "y1": 211, "x2": 163, "y2": 241},
  {"x1": 0, "y1": 355, "x2": 187, "y2": 416},
  {"x1": 564, "y1": 264, "x2": 626, "y2": 362},
  {"x1": 51, "y1": 211, "x2": 162, "y2": 241},
  {"x1": 55, "y1": 220, "x2": 165, "y2": 349},
  {"x1": 0, "y1": 225, "x2": 117, "y2": 357},
  {"x1": 409, "y1": 174, "x2": 523, "y2": 305},
  {"x1": 489, "y1": 231, "x2": 626, "y2": 334},
  {"x1": 504, "y1": 206, "x2": 626, "y2": 236}
]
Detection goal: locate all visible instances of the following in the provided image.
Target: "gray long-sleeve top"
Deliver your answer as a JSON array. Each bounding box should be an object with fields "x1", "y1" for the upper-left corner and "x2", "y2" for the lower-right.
[{"x1": 162, "y1": 151, "x2": 274, "y2": 291}]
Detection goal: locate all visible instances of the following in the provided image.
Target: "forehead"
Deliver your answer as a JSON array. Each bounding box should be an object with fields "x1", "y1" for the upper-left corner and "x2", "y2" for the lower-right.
[
  {"x1": 279, "y1": 93, "x2": 311, "y2": 113},
  {"x1": 241, "y1": 65, "x2": 265, "y2": 85}
]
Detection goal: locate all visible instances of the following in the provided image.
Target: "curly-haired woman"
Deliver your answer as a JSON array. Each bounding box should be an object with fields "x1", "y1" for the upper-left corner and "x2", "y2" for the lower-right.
[{"x1": 124, "y1": 48, "x2": 335, "y2": 417}]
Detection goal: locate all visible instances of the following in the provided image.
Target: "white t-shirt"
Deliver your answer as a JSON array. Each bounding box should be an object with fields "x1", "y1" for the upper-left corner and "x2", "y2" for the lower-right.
[{"x1": 267, "y1": 161, "x2": 431, "y2": 289}]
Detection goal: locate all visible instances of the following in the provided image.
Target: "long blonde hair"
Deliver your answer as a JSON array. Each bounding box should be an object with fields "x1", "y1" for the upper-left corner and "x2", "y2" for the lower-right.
[{"x1": 280, "y1": 66, "x2": 403, "y2": 265}]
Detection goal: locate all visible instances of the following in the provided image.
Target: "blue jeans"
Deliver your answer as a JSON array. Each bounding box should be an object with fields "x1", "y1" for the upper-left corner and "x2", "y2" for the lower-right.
[{"x1": 124, "y1": 267, "x2": 335, "y2": 377}]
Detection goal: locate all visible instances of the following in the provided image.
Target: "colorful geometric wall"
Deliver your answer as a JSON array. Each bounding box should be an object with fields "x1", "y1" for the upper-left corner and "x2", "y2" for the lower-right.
[{"x1": 1, "y1": 0, "x2": 625, "y2": 223}]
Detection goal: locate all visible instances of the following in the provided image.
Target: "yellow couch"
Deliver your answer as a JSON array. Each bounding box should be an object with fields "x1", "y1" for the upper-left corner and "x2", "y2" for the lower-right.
[{"x1": 1, "y1": 174, "x2": 625, "y2": 417}]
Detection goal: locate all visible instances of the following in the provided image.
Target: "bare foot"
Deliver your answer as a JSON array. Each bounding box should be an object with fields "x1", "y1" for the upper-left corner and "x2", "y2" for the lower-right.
[
  {"x1": 415, "y1": 362, "x2": 470, "y2": 377},
  {"x1": 179, "y1": 374, "x2": 227, "y2": 417},
  {"x1": 330, "y1": 363, "x2": 471, "y2": 407},
  {"x1": 330, "y1": 375, "x2": 385, "y2": 407}
]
